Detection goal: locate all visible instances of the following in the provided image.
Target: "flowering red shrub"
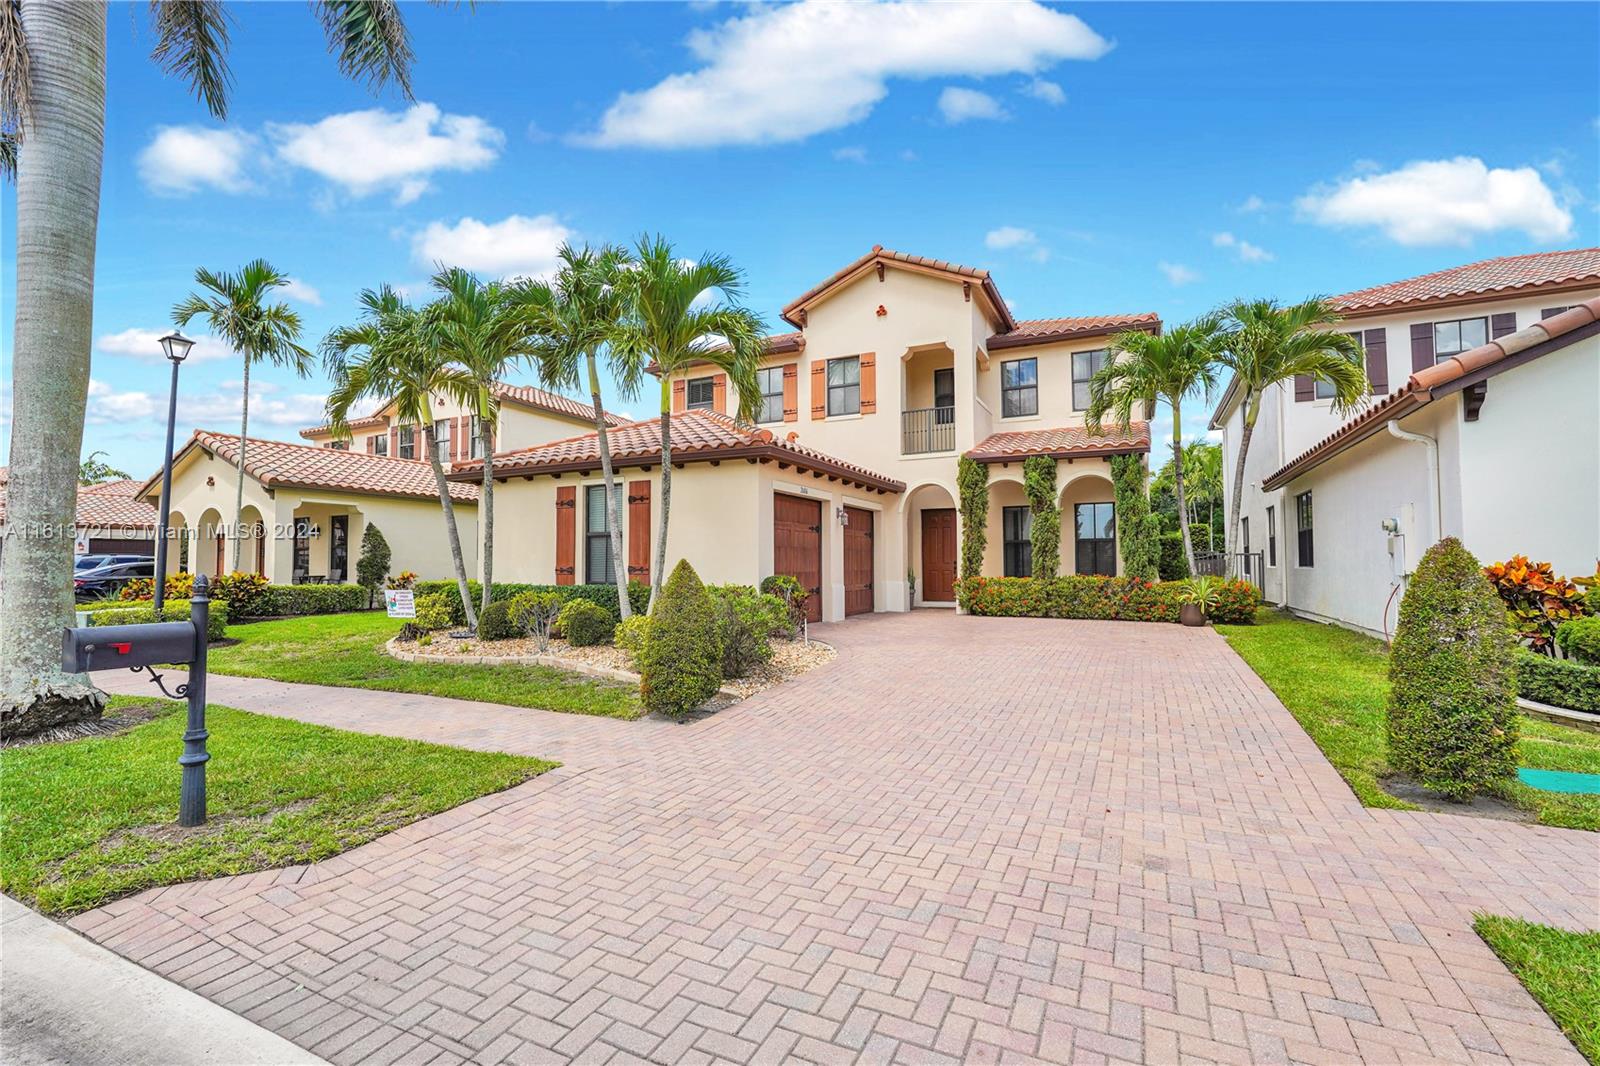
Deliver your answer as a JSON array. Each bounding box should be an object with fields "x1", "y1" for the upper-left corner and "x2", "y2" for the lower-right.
[
  {"x1": 1206, "y1": 579, "x2": 1261, "y2": 624},
  {"x1": 956, "y1": 575, "x2": 1258, "y2": 625},
  {"x1": 118, "y1": 572, "x2": 193, "y2": 602}
]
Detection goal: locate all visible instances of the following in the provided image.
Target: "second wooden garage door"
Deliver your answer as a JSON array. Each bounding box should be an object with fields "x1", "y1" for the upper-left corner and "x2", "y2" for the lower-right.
[
  {"x1": 773, "y1": 494, "x2": 823, "y2": 623},
  {"x1": 843, "y1": 506, "x2": 874, "y2": 616}
]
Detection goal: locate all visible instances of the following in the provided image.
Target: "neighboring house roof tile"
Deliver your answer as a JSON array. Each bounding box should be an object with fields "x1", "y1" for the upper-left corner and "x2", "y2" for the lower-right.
[
  {"x1": 1331, "y1": 248, "x2": 1600, "y2": 315},
  {"x1": 966, "y1": 422, "x2": 1151, "y2": 463},
  {"x1": 0, "y1": 476, "x2": 158, "y2": 530},
  {"x1": 140, "y1": 431, "x2": 480, "y2": 503},
  {"x1": 782, "y1": 245, "x2": 1016, "y2": 332},
  {"x1": 1262, "y1": 296, "x2": 1600, "y2": 490},
  {"x1": 646, "y1": 331, "x2": 807, "y2": 376},
  {"x1": 299, "y1": 412, "x2": 388, "y2": 440},
  {"x1": 298, "y1": 382, "x2": 625, "y2": 439},
  {"x1": 988, "y1": 312, "x2": 1161, "y2": 350},
  {"x1": 450, "y1": 410, "x2": 905, "y2": 494}
]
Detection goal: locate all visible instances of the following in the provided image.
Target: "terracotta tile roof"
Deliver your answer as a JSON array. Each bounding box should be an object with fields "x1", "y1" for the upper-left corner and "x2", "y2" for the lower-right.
[
  {"x1": 966, "y1": 422, "x2": 1151, "y2": 463},
  {"x1": 1332, "y1": 248, "x2": 1600, "y2": 315},
  {"x1": 142, "y1": 431, "x2": 480, "y2": 503},
  {"x1": 298, "y1": 383, "x2": 624, "y2": 440},
  {"x1": 1263, "y1": 296, "x2": 1600, "y2": 490},
  {"x1": 647, "y1": 332, "x2": 807, "y2": 376},
  {"x1": 782, "y1": 245, "x2": 1015, "y2": 332},
  {"x1": 300, "y1": 412, "x2": 388, "y2": 440},
  {"x1": 450, "y1": 410, "x2": 904, "y2": 494},
  {"x1": 989, "y1": 312, "x2": 1161, "y2": 350},
  {"x1": 0, "y1": 477, "x2": 158, "y2": 530}
]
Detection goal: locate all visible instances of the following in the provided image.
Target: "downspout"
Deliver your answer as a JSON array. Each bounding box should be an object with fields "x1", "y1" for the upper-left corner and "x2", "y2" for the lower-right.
[{"x1": 1386, "y1": 420, "x2": 1440, "y2": 550}]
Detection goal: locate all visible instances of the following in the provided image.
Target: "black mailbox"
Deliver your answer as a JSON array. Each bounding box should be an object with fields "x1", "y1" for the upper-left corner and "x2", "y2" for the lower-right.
[{"x1": 62, "y1": 620, "x2": 199, "y2": 674}]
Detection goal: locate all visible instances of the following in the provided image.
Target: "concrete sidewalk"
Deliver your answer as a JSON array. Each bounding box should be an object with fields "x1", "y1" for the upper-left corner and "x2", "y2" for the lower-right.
[{"x1": 1, "y1": 894, "x2": 324, "y2": 1065}]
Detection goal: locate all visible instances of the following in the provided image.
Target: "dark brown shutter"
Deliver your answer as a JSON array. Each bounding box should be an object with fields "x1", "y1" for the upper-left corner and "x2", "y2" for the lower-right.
[
  {"x1": 1490, "y1": 313, "x2": 1516, "y2": 340},
  {"x1": 712, "y1": 373, "x2": 727, "y2": 415},
  {"x1": 555, "y1": 485, "x2": 576, "y2": 585},
  {"x1": 1410, "y1": 323, "x2": 1434, "y2": 372},
  {"x1": 782, "y1": 363, "x2": 798, "y2": 423},
  {"x1": 365, "y1": 434, "x2": 375, "y2": 454},
  {"x1": 1293, "y1": 374, "x2": 1314, "y2": 402},
  {"x1": 626, "y1": 480, "x2": 651, "y2": 581},
  {"x1": 810, "y1": 362, "x2": 827, "y2": 418},
  {"x1": 860, "y1": 353, "x2": 876, "y2": 414},
  {"x1": 671, "y1": 379, "x2": 686, "y2": 414},
  {"x1": 1363, "y1": 328, "x2": 1388, "y2": 394},
  {"x1": 389, "y1": 426, "x2": 399, "y2": 457}
]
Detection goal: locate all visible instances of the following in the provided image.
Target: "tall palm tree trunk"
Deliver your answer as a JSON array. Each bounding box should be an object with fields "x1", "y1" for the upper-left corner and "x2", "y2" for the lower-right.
[
  {"x1": 478, "y1": 420, "x2": 494, "y2": 617},
  {"x1": 648, "y1": 381, "x2": 673, "y2": 613},
  {"x1": 588, "y1": 355, "x2": 630, "y2": 619},
  {"x1": 1169, "y1": 403, "x2": 1196, "y2": 573},
  {"x1": 427, "y1": 448, "x2": 478, "y2": 629},
  {"x1": 1227, "y1": 407, "x2": 1256, "y2": 569},
  {"x1": 231, "y1": 356, "x2": 251, "y2": 571},
  {"x1": 1, "y1": 1, "x2": 108, "y2": 731}
]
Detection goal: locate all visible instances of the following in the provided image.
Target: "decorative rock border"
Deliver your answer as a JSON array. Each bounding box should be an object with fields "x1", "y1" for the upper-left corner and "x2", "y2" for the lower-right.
[
  {"x1": 384, "y1": 636, "x2": 747, "y2": 700},
  {"x1": 1518, "y1": 696, "x2": 1600, "y2": 733}
]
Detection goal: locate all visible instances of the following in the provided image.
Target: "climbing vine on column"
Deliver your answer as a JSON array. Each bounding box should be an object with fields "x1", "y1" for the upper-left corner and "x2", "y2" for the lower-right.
[
  {"x1": 1022, "y1": 455, "x2": 1060, "y2": 578},
  {"x1": 1110, "y1": 453, "x2": 1161, "y2": 581},
  {"x1": 957, "y1": 455, "x2": 989, "y2": 581}
]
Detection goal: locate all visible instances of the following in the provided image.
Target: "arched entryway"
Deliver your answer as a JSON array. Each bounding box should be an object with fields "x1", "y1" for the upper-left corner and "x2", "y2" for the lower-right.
[
  {"x1": 1060, "y1": 473, "x2": 1119, "y2": 576},
  {"x1": 901, "y1": 482, "x2": 958, "y2": 606},
  {"x1": 238, "y1": 505, "x2": 267, "y2": 577},
  {"x1": 196, "y1": 508, "x2": 226, "y2": 579}
]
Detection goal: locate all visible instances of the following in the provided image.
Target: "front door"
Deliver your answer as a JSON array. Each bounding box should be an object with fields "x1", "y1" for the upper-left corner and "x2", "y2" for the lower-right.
[
  {"x1": 773, "y1": 494, "x2": 823, "y2": 623},
  {"x1": 330, "y1": 515, "x2": 350, "y2": 583},
  {"x1": 920, "y1": 508, "x2": 957, "y2": 603},
  {"x1": 843, "y1": 506, "x2": 874, "y2": 616}
]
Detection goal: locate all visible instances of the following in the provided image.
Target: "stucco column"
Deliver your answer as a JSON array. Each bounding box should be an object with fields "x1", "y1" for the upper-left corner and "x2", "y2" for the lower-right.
[{"x1": 267, "y1": 498, "x2": 296, "y2": 585}]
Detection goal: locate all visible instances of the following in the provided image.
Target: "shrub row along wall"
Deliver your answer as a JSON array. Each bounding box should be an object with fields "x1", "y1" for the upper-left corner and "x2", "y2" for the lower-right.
[
  {"x1": 1517, "y1": 651, "x2": 1600, "y2": 715},
  {"x1": 412, "y1": 581, "x2": 651, "y2": 627},
  {"x1": 85, "y1": 600, "x2": 231, "y2": 641},
  {"x1": 121, "y1": 575, "x2": 365, "y2": 618},
  {"x1": 956, "y1": 575, "x2": 1258, "y2": 625}
]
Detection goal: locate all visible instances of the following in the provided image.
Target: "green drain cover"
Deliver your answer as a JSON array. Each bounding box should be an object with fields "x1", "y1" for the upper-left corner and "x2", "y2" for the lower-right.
[{"x1": 1517, "y1": 768, "x2": 1600, "y2": 795}]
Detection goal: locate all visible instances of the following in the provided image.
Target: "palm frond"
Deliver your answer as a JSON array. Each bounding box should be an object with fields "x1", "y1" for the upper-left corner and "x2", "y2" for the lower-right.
[
  {"x1": 149, "y1": 0, "x2": 232, "y2": 119},
  {"x1": 0, "y1": 0, "x2": 32, "y2": 176},
  {"x1": 312, "y1": 0, "x2": 415, "y2": 100}
]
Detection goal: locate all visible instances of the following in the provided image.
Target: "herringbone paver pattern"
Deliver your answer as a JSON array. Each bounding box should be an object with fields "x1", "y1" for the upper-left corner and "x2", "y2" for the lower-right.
[{"x1": 82, "y1": 614, "x2": 1599, "y2": 1064}]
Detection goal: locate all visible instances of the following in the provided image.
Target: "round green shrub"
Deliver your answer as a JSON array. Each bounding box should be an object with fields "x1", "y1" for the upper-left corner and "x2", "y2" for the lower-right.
[
  {"x1": 1386, "y1": 537, "x2": 1519, "y2": 801},
  {"x1": 476, "y1": 600, "x2": 517, "y2": 641},
  {"x1": 614, "y1": 614, "x2": 651, "y2": 665},
  {"x1": 559, "y1": 599, "x2": 615, "y2": 646},
  {"x1": 413, "y1": 593, "x2": 453, "y2": 631},
  {"x1": 1556, "y1": 616, "x2": 1600, "y2": 665},
  {"x1": 640, "y1": 560, "x2": 723, "y2": 718},
  {"x1": 508, "y1": 589, "x2": 563, "y2": 651},
  {"x1": 708, "y1": 585, "x2": 786, "y2": 678}
]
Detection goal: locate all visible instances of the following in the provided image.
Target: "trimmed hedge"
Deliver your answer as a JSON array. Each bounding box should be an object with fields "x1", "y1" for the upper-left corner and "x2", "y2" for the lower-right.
[
  {"x1": 640, "y1": 561, "x2": 722, "y2": 718},
  {"x1": 1518, "y1": 651, "x2": 1600, "y2": 715},
  {"x1": 1555, "y1": 616, "x2": 1600, "y2": 666},
  {"x1": 413, "y1": 580, "x2": 649, "y2": 626},
  {"x1": 119, "y1": 577, "x2": 363, "y2": 618},
  {"x1": 251, "y1": 584, "x2": 365, "y2": 617},
  {"x1": 86, "y1": 600, "x2": 230, "y2": 642},
  {"x1": 956, "y1": 575, "x2": 1257, "y2": 625},
  {"x1": 558, "y1": 599, "x2": 615, "y2": 646}
]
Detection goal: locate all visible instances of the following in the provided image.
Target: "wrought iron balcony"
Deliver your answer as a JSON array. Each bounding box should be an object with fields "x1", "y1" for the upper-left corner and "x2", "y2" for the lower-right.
[{"x1": 902, "y1": 405, "x2": 956, "y2": 455}]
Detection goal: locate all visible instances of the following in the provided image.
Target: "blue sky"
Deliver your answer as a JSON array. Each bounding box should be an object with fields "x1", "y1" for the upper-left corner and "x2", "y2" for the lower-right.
[{"x1": 3, "y1": 1, "x2": 1597, "y2": 477}]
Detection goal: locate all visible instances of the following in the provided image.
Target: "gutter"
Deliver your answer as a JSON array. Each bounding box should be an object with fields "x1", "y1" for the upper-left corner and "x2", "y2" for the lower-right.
[{"x1": 1385, "y1": 420, "x2": 1441, "y2": 548}]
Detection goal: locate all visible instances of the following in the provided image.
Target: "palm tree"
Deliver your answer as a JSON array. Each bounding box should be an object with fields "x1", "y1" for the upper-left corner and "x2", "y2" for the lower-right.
[
  {"x1": 173, "y1": 260, "x2": 312, "y2": 571},
  {"x1": 1, "y1": 1, "x2": 421, "y2": 725},
  {"x1": 425, "y1": 267, "x2": 540, "y2": 618},
  {"x1": 1183, "y1": 440, "x2": 1223, "y2": 551},
  {"x1": 1086, "y1": 317, "x2": 1223, "y2": 574},
  {"x1": 515, "y1": 243, "x2": 643, "y2": 618},
  {"x1": 612, "y1": 236, "x2": 766, "y2": 610},
  {"x1": 323, "y1": 287, "x2": 480, "y2": 629},
  {"x1": 1215, "y1": 298, "x2": 1367, "y2": 562}
]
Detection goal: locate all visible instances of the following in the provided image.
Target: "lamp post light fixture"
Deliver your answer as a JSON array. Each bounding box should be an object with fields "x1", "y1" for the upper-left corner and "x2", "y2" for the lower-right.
[{"x1": 152, "y1": 330, "x2": 193, "y2": 612}]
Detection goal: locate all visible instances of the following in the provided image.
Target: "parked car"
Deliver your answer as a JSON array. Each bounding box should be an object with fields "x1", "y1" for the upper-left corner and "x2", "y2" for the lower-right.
[
  {"x1": 75, "y1": 553, "x2": 151, "y2": 572},
  {"x1": 73, "y1": 559, "x2": 155, "y2": 602}
]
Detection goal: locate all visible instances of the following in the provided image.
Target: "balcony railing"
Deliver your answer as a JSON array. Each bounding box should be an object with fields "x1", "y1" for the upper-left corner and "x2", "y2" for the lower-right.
[{"x1": 902, "y1": 405, "x2": 955, "y2": 455}]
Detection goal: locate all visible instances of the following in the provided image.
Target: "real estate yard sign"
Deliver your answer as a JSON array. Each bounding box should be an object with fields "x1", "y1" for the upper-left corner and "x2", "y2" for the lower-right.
[{"x1": 384, "y1": 589, "x2": 416, "y2": 619}]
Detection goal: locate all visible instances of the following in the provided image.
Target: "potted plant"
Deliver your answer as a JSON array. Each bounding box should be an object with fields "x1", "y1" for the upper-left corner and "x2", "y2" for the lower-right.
[{"x1": 1177, "y1": 575, "x2": 1220, "y2": 627}]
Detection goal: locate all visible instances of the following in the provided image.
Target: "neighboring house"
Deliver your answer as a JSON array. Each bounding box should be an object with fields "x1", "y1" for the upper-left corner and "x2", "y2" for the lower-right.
[
  {"x1": 451, "y1": 247, "x2": 1158, "y2": 623},
  {"x1": 1212, "y1": 250, "x2": 1600, "y2": 636},
  {"x1": 0, "y1": 469, "x2": 159, "y2": 557},
  {"x1": 298, "y1": 382, "x2": 627, "y2": 460},
  {"x1": 139, "y1": 431, "x2": 480, "y2": 585}
]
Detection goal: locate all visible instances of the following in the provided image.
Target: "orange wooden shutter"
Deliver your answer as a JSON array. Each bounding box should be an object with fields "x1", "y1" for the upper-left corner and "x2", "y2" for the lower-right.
[
  {"x1": 860, "y1": 353, "x2": 876, "y2": 415},
  {"x1": 712, "y1": 373, "x2": 727, "y2": 415},
  {"x1": 627, "y1": 480, "x2": 651, "y2": 581},
  {"x1": 671, "y1": 379, "x2": 686, "y2": 414},
  {"x1": 448, "y1": 417, "x2": 460, "y2": 461},
  {"x1": 555, "y1": 485, "x2": 577, "y2": 585},
  {"x1": 389, "y1": 426, "x2": 399, "y2": 456},
  {"x1": 810, "y1": 361, "x2": 826, "y2": 419},
  {"x1": 782, "y1": 363, "x2": 798, "y2": 422},
  {"x1": 365, "y1": 434, "x2": 375, "y2": 454}
]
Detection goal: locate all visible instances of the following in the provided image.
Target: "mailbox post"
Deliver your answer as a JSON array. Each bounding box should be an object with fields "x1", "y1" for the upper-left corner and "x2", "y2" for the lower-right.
[{"x1": 61, "y1": 573, "x2": 212, "y2": 826}]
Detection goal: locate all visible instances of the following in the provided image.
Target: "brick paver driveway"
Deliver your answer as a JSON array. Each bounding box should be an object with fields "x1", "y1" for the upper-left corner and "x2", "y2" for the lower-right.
[{"x1": 82, "y1": 614, "x2": 1598, "y2": 1064}]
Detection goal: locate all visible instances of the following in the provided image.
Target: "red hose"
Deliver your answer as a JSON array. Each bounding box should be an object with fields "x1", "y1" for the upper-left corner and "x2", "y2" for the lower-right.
[{"x1": 1382, "y1": 582, "x2": 1402, "y2": 644}]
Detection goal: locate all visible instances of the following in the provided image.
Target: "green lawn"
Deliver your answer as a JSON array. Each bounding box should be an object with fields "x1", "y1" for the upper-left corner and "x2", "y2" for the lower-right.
[
  {"x1": 1475, "y1": 915, "x2": 1600, "y2": 1064},
  {"x1": 0, "y1": 698, "x2": 553, "y2": 915},
  {"x1": 1217, "y1": 610, "x2": 1600, "y2": 831},
  {"x1": 209, "y1": 611, "x2": 641, "y2": 719}
]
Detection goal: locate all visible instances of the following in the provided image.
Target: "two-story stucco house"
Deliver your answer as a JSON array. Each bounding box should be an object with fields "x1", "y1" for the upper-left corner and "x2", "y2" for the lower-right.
[
  {"x1": 451, "y1": 247, "x2": 1158, "y2": 623},
  {"x1": 1211, "y1": 249, "x2": 1600, "y2": 637}
]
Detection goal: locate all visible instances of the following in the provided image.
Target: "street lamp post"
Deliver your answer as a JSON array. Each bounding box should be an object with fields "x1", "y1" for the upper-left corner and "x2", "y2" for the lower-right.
[{"x1": 152, "y1": 330, "x2": 194, "y2": 613}]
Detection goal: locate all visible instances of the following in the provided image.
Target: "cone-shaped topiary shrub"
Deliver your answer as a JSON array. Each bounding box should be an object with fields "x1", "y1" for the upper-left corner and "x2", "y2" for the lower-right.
[
  {"x1": 1386, "y1": 537, "x2": 1519, "y2": 800},
  {"x1": 640, "y1": 560, "x2": 723, "y2": 718}
]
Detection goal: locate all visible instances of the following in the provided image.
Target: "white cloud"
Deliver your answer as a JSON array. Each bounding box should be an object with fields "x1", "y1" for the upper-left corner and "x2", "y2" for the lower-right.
[
  {"x1": 137, "y1": 126, "x2": 257, "y2": 196},
  {"x1": 1022, "y1": 78, "x2": 1066, "y2": 106},
  {"x1": 832, "y1": 146, "x2": 869, "y2": 164},
  {"x1": 579, "y1": 0, "x2": 1108, "y2": 148},
  {"x1": 938, "y1": 86, "x2": 1008, "y2": 124},
  {"x1": 411, "y1": 214, "x2": 574, "y2": 279},
  {"x1": 1296, "y1": 157, "x2": 1573, "y2": 246},
  {"x1": 185, "y1": 388, "x2": 330, "y2": 428},
  {"x1": 94, "y1": 328, "x2": 235, "y2": 364},
  {"x1": 1237, "y1": 194, "x2": 1268, "y2": 214},
  {"x1": 281, "y1": 278, "x2": 323, "y2": 306},
  {"x1": 269, "y1": 103, "x2": 504, "y2": 205},
  {"x1": 1158, "y1": 261, "x2": 1200, "y2": 286},
  {"x1": 1212, "y1": 231, "x2": 1274, "y2": 263},
  {"x1": 985, "y1": 226, "x2": 1047, "y2": 262},
  {"x1": 86, "y1": 380, "x2": 160, "y2": 424}
]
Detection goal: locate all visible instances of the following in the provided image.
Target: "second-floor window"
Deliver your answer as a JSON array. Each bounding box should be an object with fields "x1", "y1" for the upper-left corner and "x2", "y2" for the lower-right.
[
  {"x1": 397, "y1": 425, "x2": 415, "y2": 459},
  {"x1": 1296, "y1": 491, "x2": 1314, "y2": 567},
  {"x1": 756, "y1": 366, "x2": 784, "y2": 423},
  {"x1": 1003, "y1": 506, "x2": 1032, "y2": 577},
  {"x1": 1318, "y1": 333, "x2": 1366, "y2": 400},
  {"x1": 467, "y1": 416, "x2": 484, "y2": 459},
  {"x1": 1072, "y1": 349, "x2": 1110, "y2": 411},
  {"x1": 433, "y1": 419, "x2": 450, "y2": 459},
  {"x1": 827, "y1": 356, "x2": 860, "y2": 416},
  {"x1": 1001, "y1": 357, "x2": 1038, "y2": 417},
  {"x1": 686, "y1": 376, "x2": 715, "y2": 411},
  {"x1": 327, "y1": 439, "x2": 349, "y2": 451},
  {"x1": 1434, "y1": 317, "x2": 1487, "y2": 363},
  {"x1": 370, "y1": 433, "x2": 388, "y2": 456}
]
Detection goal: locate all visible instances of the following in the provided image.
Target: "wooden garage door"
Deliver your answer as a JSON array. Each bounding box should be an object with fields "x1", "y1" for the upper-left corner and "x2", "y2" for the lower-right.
[
  {"x1": 843, "y1": 506, "x2": 874, "y2": 616},
  {"x1": 773, "y1": 494, "x2": 823, "y2": 623}
]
